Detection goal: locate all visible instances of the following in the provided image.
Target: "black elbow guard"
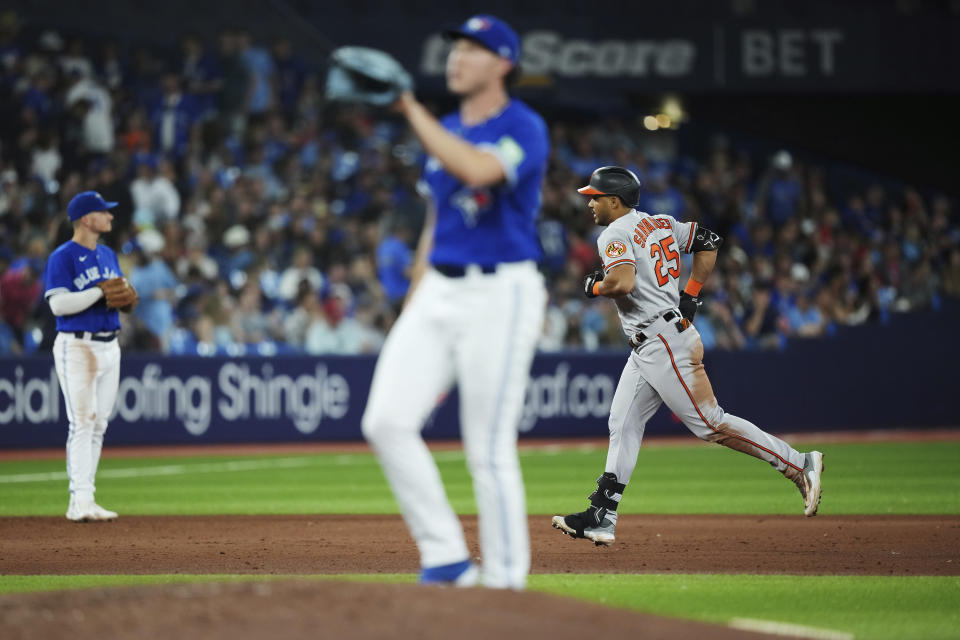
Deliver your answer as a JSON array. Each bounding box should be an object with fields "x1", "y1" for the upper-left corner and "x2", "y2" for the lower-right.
[{"x1": 690, "y1": 225, "x2": 723, "y2": 252}]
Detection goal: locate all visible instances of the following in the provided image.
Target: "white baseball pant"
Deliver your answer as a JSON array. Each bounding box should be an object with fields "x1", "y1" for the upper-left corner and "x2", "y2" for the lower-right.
[
  {"x1": 362, "y1": 262, "x2": 546, "y2": 589},
  {"x1": 53, "y1": 332, "x2": 120, "y2": 502},
  {"x1": 605, "y1": 313, "x2": 806, "y2": 487}
]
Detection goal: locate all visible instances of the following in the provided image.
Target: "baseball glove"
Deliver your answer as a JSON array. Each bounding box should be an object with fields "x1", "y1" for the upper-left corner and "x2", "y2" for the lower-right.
[
  {"x1": 98, "y1": 277, "x2": 139, "y2": 312},
  {"x1": 325, "y1": 46, "x2": 413, "y2": 107}
]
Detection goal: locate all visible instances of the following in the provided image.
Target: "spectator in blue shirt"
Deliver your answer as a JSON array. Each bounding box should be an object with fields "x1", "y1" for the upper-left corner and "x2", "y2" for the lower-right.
[
  {"x1": 537, "y1": 215, "x2": 568, "y2": 277},
  {"x1": 129, "y1": 229, "x2": 180, "y2": 348},
  {"x1": 783, "y1": 291, "x2": 826, "y2": 338},
  {"x1": 272, "y1": 38, "x2": 306, "y2": 125},
  {"x1": 638, "y1": 165, "x2": 685, "y2": 218},
  {"x1": 755, "y1": 150, "x2": 804, "y2": 227},
  {"x1": 22, "y1": 69, "x2": 56, "y2": 125},
  {"x1": 218, "y1": 224, "x2": 256, "y2": 278},
  {"x1": 743, "y1": 282, "x2": 784, "y2": 350},
  {"x1": 376, "y1": 222, "x2": 413, "y2": 306},
  {"x1": 179, "y1": 33, "x2": 223, "y2": 121},
  {"x1": 562, "y1": 132, "x2": 601, "y2": 178},
  {"x1": 842, "y1": 194, "x2": 874, "y2": 235},
  {"x1": 150, "y1": 71, "x2": 199, "y2": 158},
  {"x1": 237, "y1": 30, "x2": 275, "y2": 118}
]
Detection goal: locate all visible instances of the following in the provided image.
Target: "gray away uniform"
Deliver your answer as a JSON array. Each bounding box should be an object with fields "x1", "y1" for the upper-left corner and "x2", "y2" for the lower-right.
[{"x1": 595, "y1": 210, "x2": 806, "y2": 499}]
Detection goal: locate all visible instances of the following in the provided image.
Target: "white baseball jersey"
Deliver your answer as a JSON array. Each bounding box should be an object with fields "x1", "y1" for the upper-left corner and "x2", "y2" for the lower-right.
[{"x1": 596, "y1": 210, "x2": 697, "y2": 337}]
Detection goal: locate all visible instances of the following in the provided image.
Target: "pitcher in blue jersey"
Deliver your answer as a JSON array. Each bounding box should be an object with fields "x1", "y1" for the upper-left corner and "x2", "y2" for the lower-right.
[
  {"x1": 44, "y1": 191, "x2": 138, "y2": 522},
  {"x1": 361, "y1": 15, "x2": 549, "y2": 589}
]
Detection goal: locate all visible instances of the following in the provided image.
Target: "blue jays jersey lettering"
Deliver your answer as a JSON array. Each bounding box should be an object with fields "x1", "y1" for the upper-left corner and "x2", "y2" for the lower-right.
[
  {"x1": 44, "y1": 241, "x2": 122, "y2": 332},
  {"x1": 424, "y1": 99, "x2": 549, "y2": 265}
]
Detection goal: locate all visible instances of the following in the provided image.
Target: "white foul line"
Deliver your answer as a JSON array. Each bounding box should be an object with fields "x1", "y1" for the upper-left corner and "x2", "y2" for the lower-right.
[
  {"x1": 0, "y1": 449, "x2": 480, "y2": 484},
  {"x1": 0, "y1": 456, "x2": 328, "y2": 484},
  {"x1": 729, "y1": 618, "x2": 854, "y2": 640},
  {"x1": 0, "y1": 447, "x2": 550, "y2": 485}
]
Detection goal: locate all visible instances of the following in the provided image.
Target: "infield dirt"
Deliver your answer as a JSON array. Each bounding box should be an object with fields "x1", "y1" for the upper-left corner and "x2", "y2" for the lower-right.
[
  {"x1": 3, "y1": 514, "x2": 956, "y2": 640},
  {"x1": 1, "y1": 513, "x2": 956, "y2": 575}
]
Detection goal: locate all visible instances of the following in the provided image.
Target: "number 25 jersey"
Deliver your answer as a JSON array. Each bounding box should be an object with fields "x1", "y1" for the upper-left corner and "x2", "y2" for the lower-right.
[{"x1": 595, "y1": 210, "x2": 697, "y2": 338}]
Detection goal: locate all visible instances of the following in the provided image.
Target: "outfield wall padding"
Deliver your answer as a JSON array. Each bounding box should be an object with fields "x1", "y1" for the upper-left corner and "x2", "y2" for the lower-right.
[{"x1": 1, "y1": 303, "x2": 956, "y2": 447}]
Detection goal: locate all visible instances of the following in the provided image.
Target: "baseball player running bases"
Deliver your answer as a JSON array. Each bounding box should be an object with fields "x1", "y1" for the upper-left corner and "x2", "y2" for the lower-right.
[
  {"x1": 362, "y1": 15, "x2": 549, "y2": 588},
  {"x1": 552, "y1": 167, "x2": 824, "y2": 546},
  {"x1": 44, "y1": 191, "x2": 138, "y2": 522}
]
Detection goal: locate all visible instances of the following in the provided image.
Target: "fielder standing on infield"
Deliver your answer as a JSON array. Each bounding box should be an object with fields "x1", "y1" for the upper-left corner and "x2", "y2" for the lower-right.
[
  {"x1": 361, "y1": 15, "x2": 549, "y2": 589},
  {"x1": 551, "y1": 167, "x2": 824, "y2": 546},
  {"x1": 44, "y1": 191, "x2": 138, "y2": 522}
]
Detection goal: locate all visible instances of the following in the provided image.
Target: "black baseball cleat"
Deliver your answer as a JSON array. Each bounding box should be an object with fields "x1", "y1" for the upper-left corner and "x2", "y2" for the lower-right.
[{"x1": 551, "y1": 511, "x2": 616, "y2": 547}]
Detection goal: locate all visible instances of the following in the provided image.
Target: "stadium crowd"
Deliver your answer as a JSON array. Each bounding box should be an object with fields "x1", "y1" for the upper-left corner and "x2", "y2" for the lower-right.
[{"x1": 1, "y1": 12, "x2": 959, "y2": 356}]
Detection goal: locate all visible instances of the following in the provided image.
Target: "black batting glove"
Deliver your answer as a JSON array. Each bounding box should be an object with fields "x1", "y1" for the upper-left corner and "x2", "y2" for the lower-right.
[
  {"x1": 584, "y1": 270, "x2": 604, "y2": 298},
  {"x1": 679, "y1": 291, "x2": 702, "y2": 322}
]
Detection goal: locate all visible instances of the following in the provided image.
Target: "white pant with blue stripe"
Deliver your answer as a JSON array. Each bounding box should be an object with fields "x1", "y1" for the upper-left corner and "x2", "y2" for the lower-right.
[
  {"x1": 53, "y1": 332, "x2": 120, "y2": 502},
  {"x1": 362, "y1": 262, "x2": 546, "y2": 589}
]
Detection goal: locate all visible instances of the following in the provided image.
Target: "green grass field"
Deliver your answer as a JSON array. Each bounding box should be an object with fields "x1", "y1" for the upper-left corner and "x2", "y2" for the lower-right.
[
  {"x1": 2, "y1": 441, "x2": 958, "y2": 516},
  {"x1": 2, "y1": 439, "x2": 959, "y2": 639}
]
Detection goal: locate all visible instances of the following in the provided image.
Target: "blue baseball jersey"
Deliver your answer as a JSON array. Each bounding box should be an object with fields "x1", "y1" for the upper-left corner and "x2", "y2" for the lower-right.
[
  {"x1": 44, "y1": 240, "x2": 123, "y2": 332},
  {"x1": 424, "y1": 99, "x2": 549, "y2": 265}
]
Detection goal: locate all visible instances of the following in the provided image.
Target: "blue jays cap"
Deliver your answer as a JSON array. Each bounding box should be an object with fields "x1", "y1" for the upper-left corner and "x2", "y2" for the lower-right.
[
  {"x1": 67, "y1": 190, "x2": 118, "y2": 221},
  {"x1": 444, "y1": 15, "x2": 520, "y2": 65}
]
